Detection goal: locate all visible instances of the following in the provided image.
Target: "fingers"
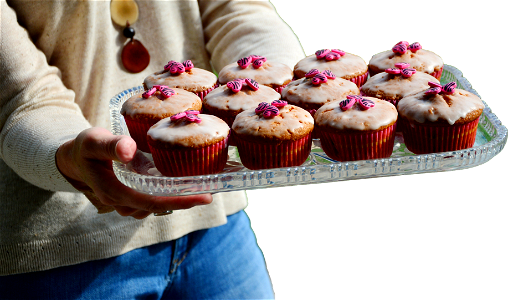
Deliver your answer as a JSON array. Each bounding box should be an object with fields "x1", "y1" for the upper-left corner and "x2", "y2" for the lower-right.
[
  {"x1": 86, "y1": 162, "x2": 213, "y2": 213},
  {"x1": 130, "y1": 210, "x2": 152, "y2": 219},
  {"x1": 114, "y1": 206, "x2": 152, "y2": 219},
  {"x1": 90, "y1": 174, "x2": 213, "y2": 216},
  {"x1": 112, "y1": 205, "x2": 138, "y2": 216},
  {"x1": 83, "y1": 190, "x2": 115, "y2": 214}
]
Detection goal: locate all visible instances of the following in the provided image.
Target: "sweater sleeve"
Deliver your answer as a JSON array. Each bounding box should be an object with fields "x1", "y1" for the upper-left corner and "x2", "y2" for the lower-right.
[
  {"x1": 198, "y1": 0, "x2": 305, "y2": 72},
  {"x1": 0, "y1": 2, "x2": 92, "y2": 192}
]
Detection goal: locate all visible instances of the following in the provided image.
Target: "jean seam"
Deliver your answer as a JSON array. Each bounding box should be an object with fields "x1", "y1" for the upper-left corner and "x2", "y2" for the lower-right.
[
  {"x1": 163, "y1": 234, "x2": 188, "y2": 294},
  {"x1": 169, "y1": 251, "x2": 188, "y2": 274}
]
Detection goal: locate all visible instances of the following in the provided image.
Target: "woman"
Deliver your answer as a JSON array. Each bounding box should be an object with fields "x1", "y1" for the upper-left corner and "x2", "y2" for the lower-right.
[{"x1": 0, "y1": 1, "x2": 305, "y2": 298}]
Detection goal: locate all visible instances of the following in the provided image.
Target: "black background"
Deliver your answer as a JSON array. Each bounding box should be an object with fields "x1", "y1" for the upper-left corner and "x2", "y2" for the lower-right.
[{"x1": 246, "y1": 1, "x2": 508, "y2": 299}]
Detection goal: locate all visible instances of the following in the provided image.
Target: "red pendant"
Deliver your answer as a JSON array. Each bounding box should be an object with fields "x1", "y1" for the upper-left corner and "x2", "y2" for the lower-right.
[{"x1": 121, "y1": 39, "x2": 150, "y2": 73}]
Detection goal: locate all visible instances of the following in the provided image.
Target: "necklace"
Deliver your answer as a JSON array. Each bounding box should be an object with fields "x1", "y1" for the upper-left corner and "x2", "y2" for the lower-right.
[{"x1": 111, "y1": 0, "x2": 150, "y2": 73}]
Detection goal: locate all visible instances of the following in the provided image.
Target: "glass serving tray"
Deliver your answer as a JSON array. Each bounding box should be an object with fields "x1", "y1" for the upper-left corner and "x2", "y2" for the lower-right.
[{"x1": 110, "y1": 65, "x2": 507, "y2": 196}]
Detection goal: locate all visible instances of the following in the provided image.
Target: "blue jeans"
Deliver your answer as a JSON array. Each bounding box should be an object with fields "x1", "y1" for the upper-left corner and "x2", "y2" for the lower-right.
[{"x1": 0, "y1": 210, "x2": 274, "y2": 300}]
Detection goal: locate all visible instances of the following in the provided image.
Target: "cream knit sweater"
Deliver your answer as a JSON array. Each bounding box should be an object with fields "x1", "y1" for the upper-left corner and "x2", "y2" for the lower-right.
[{"x1": 0, "y1": 0, "x2": 305, "y2": 275}]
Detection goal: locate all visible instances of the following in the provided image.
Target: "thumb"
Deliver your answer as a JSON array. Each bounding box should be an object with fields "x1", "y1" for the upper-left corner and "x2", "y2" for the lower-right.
[
  {"x1": 78, "y1": 127, "x2": 137, "y2": 163},
  {"x1": 114, "y1": 135, "x2": 137, "y2": 164}
]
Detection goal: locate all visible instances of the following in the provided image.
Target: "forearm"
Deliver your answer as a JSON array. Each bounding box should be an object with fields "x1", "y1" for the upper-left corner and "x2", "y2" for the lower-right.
[
  {"x1": 0, "y1": 2, "x2": 91, "y2": 192},
  {"x1": 199, "y1": 0, "x2": 305, "y2": 71}
]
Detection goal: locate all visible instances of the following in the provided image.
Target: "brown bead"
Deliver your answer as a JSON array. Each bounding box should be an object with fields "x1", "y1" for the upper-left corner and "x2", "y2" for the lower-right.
[{"x1": 121, "y1": 39, "x2": 150, "y2": 73}]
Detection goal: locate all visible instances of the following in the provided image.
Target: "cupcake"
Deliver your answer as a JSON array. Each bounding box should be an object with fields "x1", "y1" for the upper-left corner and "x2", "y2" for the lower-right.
[
  {"x1": 397, "y1": 81, "x2": 485, "y2": 154},
  {"x1": 218, "y1": 55, "x2": 293, "y2": 93},
  {"x1": 203, "y1": 78, "x2": 281, "y2": 146},
  {"x1": 361, "y1": 62, "x2": 440, "y2": 107},
  {"x1": 203, "y1": 78, "x2": 281, "y2": 127},
  {"x1": 144, "y1": 60, "x2": 218, "y2": 100},
  {"x1": 368, "y1": 41, "x2": 444, "y2": 80},
  {"x1": 232, "y1": 100, "x2": 314, "y2": 170},
  {"x1": 281, "y1": 69, "x2": 360, "y2": 114},
  {"x1": 293, "y1": 49, "x2": 369, "y2": 88},
  {"x1": 121, "y1": 86, "x2": 202, "y2": 153},
  {"x1": 314, "y1": 95, "x2": 398, "y2": 161},
  {"x1": 147, "y1": 111, "x2": 230, "y2": 177}
]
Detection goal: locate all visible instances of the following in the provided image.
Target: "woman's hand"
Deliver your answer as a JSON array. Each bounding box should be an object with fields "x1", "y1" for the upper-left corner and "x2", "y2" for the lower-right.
[{"x1": 55, "y1": 127, "x2": 212, "y2": 219}]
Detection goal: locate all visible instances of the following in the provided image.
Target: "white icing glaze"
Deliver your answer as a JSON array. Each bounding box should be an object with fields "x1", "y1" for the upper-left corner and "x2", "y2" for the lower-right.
[
  {"x1": 293, "y1": 53, "x2": 368, "y2": 79},
  {"x1": 218, "y1": 61, "x2": 293, "y2": 86},
  {"x1": 120, "y1": 88, "x2": 201, "y2": 119},
  {"x1": 397, "y1": 89, "x2": 485, "y2": 125},
  {"x1": 361, "y1": 71, "x2": 440, "y2": 100},
  {"x1": 281, "y1": 76, "x2": 360, "y2": 106},
  {"x1": 203, "y1": 84, "x2": 281, "y2": 112},
  {"x1": 368, "y1": 49, "x2": 443, "y2": 74},
  {"x1": 232, "y1": 104, "x2": 314, "y2": 140},
  {"x1": 144, "y1": 68, "x2": 217, "y2": 92},
  {"x1": 314, "y1": 97, "x2": 398, "y2": 131},
  {"x1": 148, "y1": 114, "x2": 230, "y2": 147}
]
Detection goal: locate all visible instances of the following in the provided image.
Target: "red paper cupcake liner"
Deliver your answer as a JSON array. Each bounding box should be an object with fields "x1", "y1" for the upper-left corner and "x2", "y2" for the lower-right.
[
  {"x1": 274, "y1": 83, "x2": 289, "y2": 94},
  {"x1": 350, "y1": 72, "x2": 368, "y2": 88},
  {"x1": 234, "y1": 133, "x2": 313, "y2": 170},
  {"x1": 400, "y1": 118, "x2": 480, "y2": 154},
  {"x1": 430, "y1": 66, "x2": 444, "y2": 81},
  {"x1": 195, "y1": 81, "x2": 219, "y2": 101},
  {"x1": 149, "y1": 136, "x2": 229, "y2": 177},
  {"x1": 319, "y1": 124, "x2": 397, "y2": 161},
  {"x1": 309, "y1": 109, "x2": 321, "y2": 140},
  {"x1": 124, "y1": 117, "x2": 157, "y2": 153},
  {"x1": 218, "y1": 115, "x2": 238, "y2": 146}
]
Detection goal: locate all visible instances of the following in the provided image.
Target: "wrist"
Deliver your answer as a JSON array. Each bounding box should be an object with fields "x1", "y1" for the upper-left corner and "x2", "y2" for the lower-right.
[{"x1": 55, "y1": 139, "x2": 85, "y2": 188}]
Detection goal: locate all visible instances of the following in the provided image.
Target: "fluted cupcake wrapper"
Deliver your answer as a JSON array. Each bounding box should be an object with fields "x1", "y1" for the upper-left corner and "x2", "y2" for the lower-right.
[
  {"x1": 350, "y1": 72, "x2": 369, "y2": 88},
  {"x1": 319, "y1": 124, "x2": 396, "y2": 161},
  {"x1": 218, "y1": 116, "x2": 238, "y2": 146},
  {"x1": 149, "y1": 136, "x2": 229, "y2": 177},
  {"x1": 235, "y1": 134, "x2": 313, "y2": 170},
  {"x1": 124, "y1": 117, "x2": 157, "y2": 153},
  {"x1": 195, "y1": 81, "x2": 220, "y2": 101},
  {"x1": 274, "y1": 83, "x2": 289, "y2": 94},
  {"x1": 431, "y1": 67, "x2": 444, "y2": 81},
  {"x1": 400, "y1": 118, "x2": 480, "y2": 154}
]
